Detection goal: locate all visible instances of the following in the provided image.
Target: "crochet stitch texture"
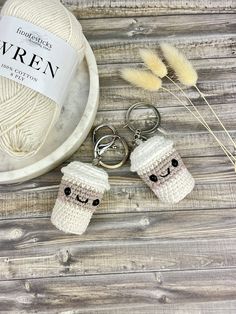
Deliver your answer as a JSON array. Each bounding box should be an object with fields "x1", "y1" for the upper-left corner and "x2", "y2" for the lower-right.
[
  {"x1": 130, "y1": 136, "x2": 195, "y2": 203},
  {"x1": 51, "y1": 161, "x2": 110, "y2": 234}
]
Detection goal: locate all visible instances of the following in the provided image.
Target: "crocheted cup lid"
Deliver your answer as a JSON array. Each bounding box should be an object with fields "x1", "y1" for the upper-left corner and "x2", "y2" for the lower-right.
[
  {"x1": 130, "y1": 135, "x2": 174, "y2": 172},
  {"x1": 61, "y1": 161, "x2": 110, "y2": 192}
]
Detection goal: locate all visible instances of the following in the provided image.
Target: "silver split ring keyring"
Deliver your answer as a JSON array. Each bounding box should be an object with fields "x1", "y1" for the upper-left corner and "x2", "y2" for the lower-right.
[
  {"x1": 94, "y1": 134, "x2": 129, "y2": 169},
  {"x1": 125, "y1": 102, "x2": 161, "y2": 135},
  {"x1": 93, "y1": 124, "x2": 117, "y2": 151}
]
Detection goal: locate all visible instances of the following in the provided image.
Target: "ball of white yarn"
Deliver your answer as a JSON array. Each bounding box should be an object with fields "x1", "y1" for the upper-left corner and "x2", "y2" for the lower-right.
[{"x1": 0, "y1": 0, "x2": 85, "y2": 158}]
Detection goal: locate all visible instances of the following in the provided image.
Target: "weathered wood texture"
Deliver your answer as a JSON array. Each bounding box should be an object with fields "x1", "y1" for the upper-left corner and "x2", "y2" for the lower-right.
[
  {"x1": 1, "y1": 209, "x2": 236, "y2": 281},
  {"x1": 0, "y1": 269, "x2": 236, "y2": 313},
  {"x1": 0, "y1": 0, "x2": 236, "y2": 313},
  {"x1": 62, "y1": 0, "x2": 236, "y2": 18},
  {"x1": 1, "y1": 180, "x2": 236, "y2": 219}
]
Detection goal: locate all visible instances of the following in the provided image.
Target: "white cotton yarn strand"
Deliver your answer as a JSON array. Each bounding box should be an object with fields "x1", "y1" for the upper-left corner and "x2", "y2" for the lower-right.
[{"x1": 0, "y1": 0, "x2": 85, "y2": 158}]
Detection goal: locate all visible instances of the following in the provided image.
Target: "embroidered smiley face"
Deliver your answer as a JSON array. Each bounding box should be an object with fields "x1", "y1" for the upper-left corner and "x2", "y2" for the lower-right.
[
  {"x1": 149, "y1": 158, "x2": 179, "y2": 183},
  {"x1": 60, "y1": 182, "x2": 102, "y2": 210}
]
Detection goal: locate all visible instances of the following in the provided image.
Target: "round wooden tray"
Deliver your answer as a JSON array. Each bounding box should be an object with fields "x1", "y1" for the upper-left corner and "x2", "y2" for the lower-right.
[{"x1": 0, "y1": 38, "x2": 99, "y2": 184}]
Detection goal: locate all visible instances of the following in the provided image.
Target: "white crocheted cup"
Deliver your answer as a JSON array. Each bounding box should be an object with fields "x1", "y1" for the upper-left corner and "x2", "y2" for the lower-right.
[
  {"x1": 130, "y1": 136, "x2": 195, "y2": 203},
  {"x1": 51, "y1": 161, "x2": 110, "y2": 235}
]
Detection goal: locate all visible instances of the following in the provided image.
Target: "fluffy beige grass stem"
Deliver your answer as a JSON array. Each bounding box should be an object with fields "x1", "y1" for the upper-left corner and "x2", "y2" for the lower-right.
[
  {"x1": 139, "y1": 49, "x2": 167, "y2": 78},
  {"x1": 161, "y1": 43, "x2": 198, "y2": 86},
  {"x1": 121, "y1": 62, "x2": 236, "y2": 168},
  {"x1": 121, "y1": 68, "x2": 162, "y2": 91},
  {"x1": 160, "y1": 43, "x2": 236, "y2": 152},
  {"x1": 161, "y1": 86, "x2": 236, "y2": 167}
]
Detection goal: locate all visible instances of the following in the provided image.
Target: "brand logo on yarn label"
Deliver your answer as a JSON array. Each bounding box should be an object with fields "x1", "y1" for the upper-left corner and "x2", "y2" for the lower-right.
[
  {"x1": 16, "y1": 28, "x2": 53, "y2": 51},
  {"x1": 0, "y1": 15, "x2": 82, "y2": 106}
]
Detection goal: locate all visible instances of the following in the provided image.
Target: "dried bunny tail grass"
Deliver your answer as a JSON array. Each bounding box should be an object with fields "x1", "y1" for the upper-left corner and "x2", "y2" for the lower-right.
[
  {"x1": 160, "y1": 43, "x2": 236, "y2": 166},
  {"x1": 160, "y1": 43, "x2": 198, "y2": 86},
  {"x1": 121, "y1": 68, "x2": 162, "y2": 91},
  {"x1": 139, "y1": 48, "x2": 168, "y2": 78},
  {"x1": 160, "y1": 43, "x2": 236, "y2": 153}
]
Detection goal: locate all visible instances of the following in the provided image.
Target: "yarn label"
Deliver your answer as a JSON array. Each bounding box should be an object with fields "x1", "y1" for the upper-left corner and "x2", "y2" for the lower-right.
[{"x1": 0, "y1": 15, "x2": 82, "y2": 106}]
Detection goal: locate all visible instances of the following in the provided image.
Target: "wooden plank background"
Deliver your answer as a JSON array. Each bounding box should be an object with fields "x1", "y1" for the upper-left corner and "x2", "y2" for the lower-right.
[{"x1": 0, "y1": 0, "x2": 236, "y2": 313}]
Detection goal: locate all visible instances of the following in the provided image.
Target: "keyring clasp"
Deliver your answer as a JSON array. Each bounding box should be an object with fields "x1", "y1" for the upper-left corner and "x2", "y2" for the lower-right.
[
  {"x1": 93, "y1": 134, "x2": 129, "y2": 169},
  {"x1": 125, "y1": 102, "x2": 161, "y2": 137},
  {"x1": 125, "y1": 102, "x2": 162, "y2": 145},
  {"x1": 93, "y1": 124, "x2": 117, "y2": 154}
]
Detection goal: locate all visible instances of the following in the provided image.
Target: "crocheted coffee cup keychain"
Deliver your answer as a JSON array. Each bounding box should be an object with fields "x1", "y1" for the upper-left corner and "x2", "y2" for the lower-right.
[
  {"x1": 126, "y1": 102, "x2": 195, "y2": 204},
  {"x1": 51, "y1": 124, "x2": 129, "y2": 235}
]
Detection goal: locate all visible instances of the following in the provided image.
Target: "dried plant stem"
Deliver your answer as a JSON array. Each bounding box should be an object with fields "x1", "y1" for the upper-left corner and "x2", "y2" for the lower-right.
[
  {"x1": 166, "y1": 75, "x2": 236, "y2": 150},
  {"x1": 194, "y1": 84, "x2": 236, "y2": 150},
  {"x1": 161, "y1": 86, "x2": 236, "y2": 167},
  {"x1": 165, "y1": 75, "x2": 236, "y2": 162}
]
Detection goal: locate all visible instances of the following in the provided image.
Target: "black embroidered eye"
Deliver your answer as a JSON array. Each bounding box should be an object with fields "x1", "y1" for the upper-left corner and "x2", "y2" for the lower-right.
[
  {"x1": 64, "y1": 187, "x2": 71, "y2": 196},
  {"x1": 149, "y1": 174, "x2": 158, "y2": 182},
  {"x1": 172, "y1": 159, "x2": 179, "y2": 167},
  {"x1": 92, "y1": 199, "x2": 100, "y2": 206}
]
